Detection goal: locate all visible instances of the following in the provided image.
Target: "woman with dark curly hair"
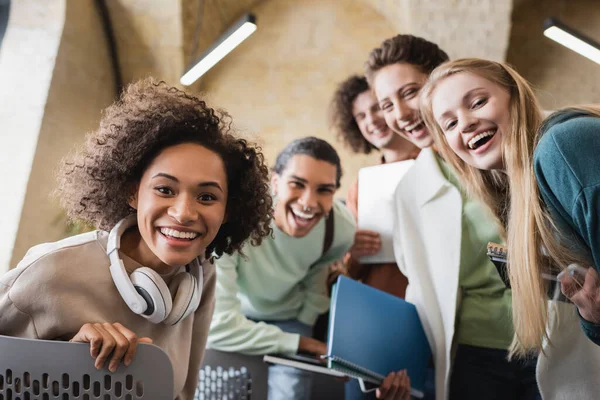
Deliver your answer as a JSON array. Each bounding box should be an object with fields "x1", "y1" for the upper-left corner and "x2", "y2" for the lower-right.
[{"x1": 0, "y1": 78, "x2": 272, "y2": 399}]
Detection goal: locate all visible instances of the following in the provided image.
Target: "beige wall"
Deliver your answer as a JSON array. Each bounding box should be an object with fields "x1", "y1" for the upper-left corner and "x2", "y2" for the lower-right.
[
  {"x1": 107, "y1": 0, "x2": 185, "y2": 86},
  {"x1": 363, "y1": 0, "x2": 513, "y2": 61},
  {"x1": 198, "y1": 0, "x2": 396, "y2": 197},
  {"x1": 0, "y1": 0, "x2": 66, "y2": 272},
  {"x1": 507, "y1": 0, "x2": 600, "y2": 109},
  {"x1": 9, "y1": 0, "x2": 116, "y2": 268}
]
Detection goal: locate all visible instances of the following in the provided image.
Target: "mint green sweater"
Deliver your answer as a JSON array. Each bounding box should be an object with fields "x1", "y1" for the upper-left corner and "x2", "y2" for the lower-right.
[{"x1": 207, "y1": 200, "x2": 355, "y2": 355}]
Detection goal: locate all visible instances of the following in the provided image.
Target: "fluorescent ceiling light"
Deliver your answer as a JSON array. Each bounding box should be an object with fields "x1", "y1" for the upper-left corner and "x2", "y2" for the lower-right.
[
  {"x1": 543, "y1": 17, "x2": 600, "y2": 65},
  {"x1": 181, "y1": 13, "x2": 256, "y2": 86}
]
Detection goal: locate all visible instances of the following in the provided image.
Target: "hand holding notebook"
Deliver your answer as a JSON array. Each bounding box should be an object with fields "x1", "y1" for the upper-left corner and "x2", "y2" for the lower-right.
[{"x1": 325, "y1": 276, "x2": 431, "y2": 398}]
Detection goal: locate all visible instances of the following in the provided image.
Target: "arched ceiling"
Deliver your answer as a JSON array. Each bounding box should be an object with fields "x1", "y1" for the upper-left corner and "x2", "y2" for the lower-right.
[
  {"x1": 361, "y1": 0, "x2": 513, "y2": 61},
  {"x1": 105, "y1": 0, "x2": 514, "y2": 87},
  {"x1": 101, "y1": 0, "x2": 600, "y2": 107}
]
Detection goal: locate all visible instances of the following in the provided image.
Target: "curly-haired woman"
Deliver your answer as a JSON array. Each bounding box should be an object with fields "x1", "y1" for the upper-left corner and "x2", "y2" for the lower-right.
[{"x1": 0, "y1": 78, "x2": 273, "y2": 399}]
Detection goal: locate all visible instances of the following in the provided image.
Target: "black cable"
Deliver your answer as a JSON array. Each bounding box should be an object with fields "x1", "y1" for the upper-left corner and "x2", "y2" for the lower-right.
[
  {"x1": 94, "y1": 0, "x2": 123, "y2": 95},
  {"x1": 0, "y1": 0, "x2": 10, "y2": 48}
]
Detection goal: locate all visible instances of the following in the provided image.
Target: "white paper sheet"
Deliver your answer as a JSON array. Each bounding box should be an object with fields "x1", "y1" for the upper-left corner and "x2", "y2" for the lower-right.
[{"x1": 357, "y1": 160, "x2": 415, "y2": 263}]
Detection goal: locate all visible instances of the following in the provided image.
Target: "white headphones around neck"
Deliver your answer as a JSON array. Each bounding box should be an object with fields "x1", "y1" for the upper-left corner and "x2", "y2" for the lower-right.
[{"x1": 107, "y1": 215, "x2": 204, "y2": 325}]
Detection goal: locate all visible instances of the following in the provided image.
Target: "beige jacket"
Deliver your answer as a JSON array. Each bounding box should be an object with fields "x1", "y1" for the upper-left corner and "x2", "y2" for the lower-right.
[{"x1": 0, "y1": 230, "x2": 216, "y2": 400}]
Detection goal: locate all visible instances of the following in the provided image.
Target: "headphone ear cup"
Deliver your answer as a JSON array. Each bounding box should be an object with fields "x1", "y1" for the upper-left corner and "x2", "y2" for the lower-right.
[
  {"x1": 130, "y1": 267, "x2": 172, "y2": 324},
  {"x1": 164, "y1": 273, "x2": 199, "y2": 326}
]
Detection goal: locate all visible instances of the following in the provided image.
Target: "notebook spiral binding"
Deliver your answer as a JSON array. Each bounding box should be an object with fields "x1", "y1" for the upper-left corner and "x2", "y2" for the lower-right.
[
  {"x1": 327, "y1": 356, "x2": 426, "y2": 398},
  {"x1": 487, "y1": 242, "x2": 510, "y2": 287},
  {"x1": 487, "y1": 242, "x2": 507, "y2": 260},
  {"x1": 326, "y1": 355, "x2": 384, "y2": 384},
  {"x1": 486, "y1": 242, "x2": 570, "y2": 302}
]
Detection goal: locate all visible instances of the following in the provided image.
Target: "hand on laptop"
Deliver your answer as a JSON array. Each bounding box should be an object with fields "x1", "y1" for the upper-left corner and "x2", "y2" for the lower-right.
[
  {"x1": 70, "y1": 322, "x2": 153, "y2": 372},
  {"x1": 350, "y1": 229, "x2": 382, "y2": 258},
  {"x1": 298, "y1": 336, "x2": 328, "y2": 362},
  {"x1": 376, "y1": 370, "x2": 411, "y2": 400}
]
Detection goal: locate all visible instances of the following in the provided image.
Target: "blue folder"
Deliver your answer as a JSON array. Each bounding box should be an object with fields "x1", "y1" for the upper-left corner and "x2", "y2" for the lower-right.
[{"x1": 326, "y1": 276, "x2": 431, "y2": 397}]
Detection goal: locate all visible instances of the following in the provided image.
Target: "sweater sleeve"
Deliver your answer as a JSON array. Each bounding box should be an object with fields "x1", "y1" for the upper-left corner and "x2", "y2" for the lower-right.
[
  {"x1": 535, "y1": 115, "x2": 600, "y2": 344},
  {"x1": 578, "y1": 312, "x2": 600, "y2": 346},
  {"x1": 298, "y1": 201, "x2": 356, "y2": 325},
  {"x1": 0, "y1": 275, "x2": 39, "y2": 338},
  {"x1": 535, "y1": 116, "x2": 600, "y2": 267},
  {"x1": 207, "y1": 253, "x2": 300, "y2": 356}
]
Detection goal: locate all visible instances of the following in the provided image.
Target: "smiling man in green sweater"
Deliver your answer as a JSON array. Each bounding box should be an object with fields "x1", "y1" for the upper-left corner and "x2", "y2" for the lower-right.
[{"x1": 208, "y1": 137, "x2": 355, "y2": 400}]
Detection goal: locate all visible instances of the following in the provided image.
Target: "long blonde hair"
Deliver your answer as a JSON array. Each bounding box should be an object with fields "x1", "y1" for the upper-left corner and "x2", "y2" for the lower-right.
[{"x1": 420, "y1": 58, "x2": 597, "y2": 357}]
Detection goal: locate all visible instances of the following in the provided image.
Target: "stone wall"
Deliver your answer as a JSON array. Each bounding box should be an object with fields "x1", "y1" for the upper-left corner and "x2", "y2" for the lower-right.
[
  {"x1": 197, "y1": 0, "x2": 396, "y2": 197},
  {"x1": 7, "y1": 0, "x2": 116, "y2": 270},
  {"x1": 507, "y1": 0, "x2": 600, "y2": 110},
  {"x1": 0, "y1": 0, "x2": 67, "y2": 272},
  {"x1": 107, "y1": 0, "x2": 185, "y2": 85}
]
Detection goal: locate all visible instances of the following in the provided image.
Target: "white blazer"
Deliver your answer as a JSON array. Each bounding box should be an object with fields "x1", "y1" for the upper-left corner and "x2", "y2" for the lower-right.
[{"x1": 392, "y1": 148, "x2": 462, "y2": 400}]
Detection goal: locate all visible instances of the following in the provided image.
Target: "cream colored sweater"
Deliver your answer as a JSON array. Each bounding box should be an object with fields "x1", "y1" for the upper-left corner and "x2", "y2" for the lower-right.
[{"x1": 0, "y1": 230, "x2": 216, "y2": 400}]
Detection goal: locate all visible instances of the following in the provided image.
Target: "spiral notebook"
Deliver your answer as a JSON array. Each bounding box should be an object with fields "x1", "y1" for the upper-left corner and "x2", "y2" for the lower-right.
[
  {"x1": 326, "y1": 276, "x2": 431, "y2": 398},
  {"x1": 486, "y1": 241, "x2": 568, "y2": 301}
]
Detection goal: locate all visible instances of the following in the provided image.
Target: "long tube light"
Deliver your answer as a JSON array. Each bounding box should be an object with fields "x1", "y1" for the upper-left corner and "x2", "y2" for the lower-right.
[
  {"x1": 543, "y1": 17, "x2": 600, "y2": 65},
  {"x1": 181, "y1": 13, "x2": 256, "y2": 86}
]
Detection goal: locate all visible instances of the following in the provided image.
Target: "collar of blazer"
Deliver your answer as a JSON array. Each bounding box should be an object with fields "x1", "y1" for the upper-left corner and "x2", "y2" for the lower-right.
[{"x1": 412, "y1": 147, "x2": 456, "y2": 207}]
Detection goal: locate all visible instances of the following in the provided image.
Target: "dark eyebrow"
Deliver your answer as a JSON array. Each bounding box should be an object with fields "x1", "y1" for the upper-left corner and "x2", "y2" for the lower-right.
[
  {"x1": 152, "y1": 173, "x2": 178, "y2": 182},
  {"x1": 289, "y1": 175, "x2": 308, "y2": 183},
  {"x1": 152, "y1": 173, "x2": 223, "y2": 193},
  {"x1": 198, "y1": 181, "x2": 224, "y2": 193},
  {"x1": 318, "y1": 183, "x2": 337, "y2": 190},
  {"x1": 289, "y1": 175, "x2": 336, "y2": 189}
]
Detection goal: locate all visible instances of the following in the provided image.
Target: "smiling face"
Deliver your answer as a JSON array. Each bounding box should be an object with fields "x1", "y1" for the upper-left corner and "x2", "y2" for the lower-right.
[
  {"x1": 372, "y1": 63, "x2": 432, "y2": 148},
  {"x1": 271, "y1": 154, "x2": 337, "y2": 238},
  {"x1": 127, "y1": 142, "x2": 228, "y2": 272},
  {"x1": 431, "y1": 72, "x2": 511, "y2": 170},
  {"x1": 352, "y1": 90, "x2": 399, "y2": 150}
]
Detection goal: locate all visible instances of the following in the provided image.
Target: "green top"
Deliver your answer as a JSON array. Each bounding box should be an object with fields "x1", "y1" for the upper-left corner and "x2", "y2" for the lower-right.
[
  {"x1": 207, "y1": 200, "x2": 355, "y2": 355},
  {"x1": 438, "y1": 159, "x2": 514, "y2": 349}
]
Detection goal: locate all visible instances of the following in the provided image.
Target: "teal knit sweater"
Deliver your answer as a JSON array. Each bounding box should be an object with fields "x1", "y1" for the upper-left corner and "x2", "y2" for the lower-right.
[{"x1": 534, "y1": 111, "x2": 600, "y2": 345}]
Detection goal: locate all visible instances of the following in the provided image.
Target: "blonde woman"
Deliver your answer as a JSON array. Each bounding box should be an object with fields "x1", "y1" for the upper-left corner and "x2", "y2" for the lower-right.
[
  {"x1": 366, "y1": 36, "x2": 538, "y2": 400},
  {"x1": 420, "y1": 58, "x2": 600, "y2": 399}
]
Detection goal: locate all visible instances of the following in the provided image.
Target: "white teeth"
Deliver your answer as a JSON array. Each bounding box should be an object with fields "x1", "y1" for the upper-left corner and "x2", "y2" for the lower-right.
[
  {"x1": 160, "y1": 228, "x2": 199, "y2": 240},
  {"x1": 404, "y1": 119, "x2": 423, "y2": 132},
  {"x1": 468, "y1": 130, "x2": 496, "y2": 149},
  {"x1": 291, "y1": 209, "x2": 316, "y2": 220}
]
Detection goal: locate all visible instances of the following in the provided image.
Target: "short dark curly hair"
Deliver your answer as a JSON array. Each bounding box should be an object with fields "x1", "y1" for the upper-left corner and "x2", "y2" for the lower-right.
[
  {"x1": 273, "y1": 136, "x2": 342, "y2": 188},
  {"x1": 57, "y1": 78, "x2": 273, "y2": 258},
  {"x1": 329, "y1": 75, "x2": 376, "y2": 155},
  {"x1": 364, "y1": 34, "x2": 449, "y2": 84}
]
